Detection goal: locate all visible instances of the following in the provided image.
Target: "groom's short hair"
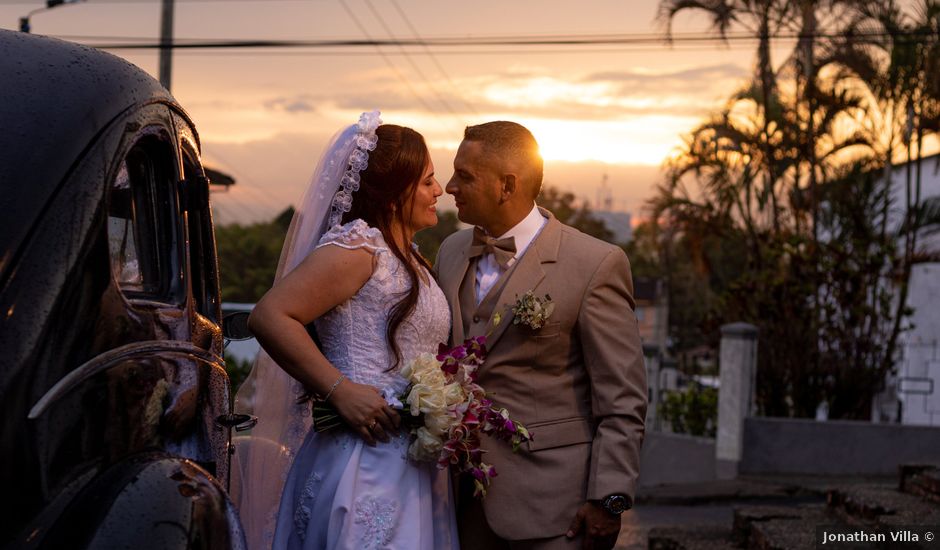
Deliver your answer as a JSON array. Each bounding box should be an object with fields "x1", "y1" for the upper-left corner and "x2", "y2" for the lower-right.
[{"x1": 464, "y1": 121, "x2": 543, "y2": 198}]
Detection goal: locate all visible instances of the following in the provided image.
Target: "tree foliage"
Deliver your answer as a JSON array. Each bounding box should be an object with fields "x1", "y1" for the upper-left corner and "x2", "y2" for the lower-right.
[
  {"x1": 537, "y1": 186, "x2": 615, "y2": 242},
  {"x1": 215, "y1": 206, "x2": 464, "y2": 301},
  {"x1": 660, "y1": 386, "x2": 718, "y2": 438},
  {"x1": 655, "y1": 0, "x2": 940, "y2": 419},
  {"x1": 415, "y1": 210, "x2": 460, "y2": 265},
  {"x1": 225, "y1": 355, "x2": 254, "y2": 397},
  {"x1": 215, "y1": 207, "x2": 293, "y2": 303}
]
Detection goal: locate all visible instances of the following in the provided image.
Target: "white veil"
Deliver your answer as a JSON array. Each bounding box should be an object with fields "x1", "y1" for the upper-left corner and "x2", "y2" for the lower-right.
[{"x1": 230, "y1": 110, "x2": 382, "y2": 550}]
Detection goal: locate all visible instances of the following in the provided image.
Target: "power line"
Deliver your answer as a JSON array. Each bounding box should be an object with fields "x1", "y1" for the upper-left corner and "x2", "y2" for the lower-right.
[
  {"x1": 337, "y1": 0, "x2": 451, "y2": 130},
  {"x1": 211, "y1": 192, "x2": 267, "y2": 223},
  {"x1": 47, "y1": 33, "x2": 772, "y2": 55},
  {"x1": 388, "y1": 0, "x2": 478, "y2": 115},
  {"x1": 164, "y1": 46, "x2": 746, "y2": 57},
  {"x1": 362, "y1": 0, "x2": 461, "y2": 117},
  {"x1": 1, "y1": 0, "x2": 321, "y2": 3},
  {"x1": 53, "y1": 32, "x2": 724, "y2": 44},
  {"x1": 44, "y1": 32, "x2": 775, "y2": 55},
  {"x1": 63, "y1": 28, "x2": 939, "y2": 50},
  {"x1": 203, "y1": 148, "x2": 287, "y2": 221}
]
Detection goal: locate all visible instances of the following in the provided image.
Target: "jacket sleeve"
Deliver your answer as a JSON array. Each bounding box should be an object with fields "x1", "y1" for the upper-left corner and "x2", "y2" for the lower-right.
[{"x1": 577, "y1": 247, "x2": 648, "y2": 504}]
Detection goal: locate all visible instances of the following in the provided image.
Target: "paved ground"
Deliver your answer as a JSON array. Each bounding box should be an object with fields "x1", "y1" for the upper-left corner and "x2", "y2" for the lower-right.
[
  {"x1": 617, "y1": 503, "x2": 735, "y2": 549},
  {"x1": 613, "y1": 475, "x2": 892, "y2": 549}
]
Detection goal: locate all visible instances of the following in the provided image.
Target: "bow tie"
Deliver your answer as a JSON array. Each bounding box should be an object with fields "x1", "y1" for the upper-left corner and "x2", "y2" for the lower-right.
[{"x1": 468, "y1": 226, "x2": 516, "y2": 269}]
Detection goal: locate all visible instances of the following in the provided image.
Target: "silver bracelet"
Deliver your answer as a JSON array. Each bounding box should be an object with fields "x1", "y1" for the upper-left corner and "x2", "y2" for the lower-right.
[{"x1": 323, "y1": 374, "x2": 346, "y2": 402}]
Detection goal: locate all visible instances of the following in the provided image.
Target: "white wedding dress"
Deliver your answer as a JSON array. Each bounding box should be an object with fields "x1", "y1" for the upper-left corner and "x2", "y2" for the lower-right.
[{"x1": 270, "y1": 219, "x2": 458, "y2": 550}]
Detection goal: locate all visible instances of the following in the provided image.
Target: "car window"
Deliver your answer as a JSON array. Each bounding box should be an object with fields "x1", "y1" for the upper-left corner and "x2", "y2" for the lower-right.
[
  {"x1": 182, "y1": 145, "x2": 221, "y2": 323},
  {"x1": 107, "y1": 132, "x2": 180, "y2": 301}
]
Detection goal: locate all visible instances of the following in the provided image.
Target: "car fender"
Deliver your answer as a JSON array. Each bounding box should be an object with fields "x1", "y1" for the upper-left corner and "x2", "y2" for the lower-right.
[{"x1": 15, "y1": 452, "x2": 245, "y2": 550}]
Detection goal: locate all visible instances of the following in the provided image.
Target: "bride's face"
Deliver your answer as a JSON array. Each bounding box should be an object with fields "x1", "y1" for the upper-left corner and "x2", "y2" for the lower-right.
[{"x1": 402, "y1": 158, "x2": 442, "y2": 234}]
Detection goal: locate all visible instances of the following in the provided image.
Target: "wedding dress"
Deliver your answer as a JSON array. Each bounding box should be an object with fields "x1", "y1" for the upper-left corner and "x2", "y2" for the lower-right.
[{"x1": 269, "y1": 219, "x2": 458, "y2": 550}]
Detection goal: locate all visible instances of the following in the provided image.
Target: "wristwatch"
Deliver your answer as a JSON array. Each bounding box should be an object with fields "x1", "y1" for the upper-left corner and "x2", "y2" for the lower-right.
[{"x1": 600, "y1": 493, "x2": 630, "y2": 515}]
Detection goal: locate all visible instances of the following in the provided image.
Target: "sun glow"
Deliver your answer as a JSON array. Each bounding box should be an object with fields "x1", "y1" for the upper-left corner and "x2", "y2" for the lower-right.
[
  {"x1": 426, "y1": 115, "x2": 695, "y2": 166},
  {"x1": 482, "y1": 77, "x2": 618, "y2": 108},
  {"x1": 525, "y1": 117, "x2": 695, "y2": 165},
  {"x1": 466, "y1": 75, "x2": 710, "y2": 165}
]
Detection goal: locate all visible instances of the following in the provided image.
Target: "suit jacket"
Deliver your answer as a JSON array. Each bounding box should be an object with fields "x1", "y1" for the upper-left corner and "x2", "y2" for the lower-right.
[{"x1": 433, "y1": 208, "x2": 648, "y2": 540}]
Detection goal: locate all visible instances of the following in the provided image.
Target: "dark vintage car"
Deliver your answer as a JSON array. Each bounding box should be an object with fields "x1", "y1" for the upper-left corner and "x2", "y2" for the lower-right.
[{"x1": 0, "y1": 30, "x2": 249, "y2": 549}]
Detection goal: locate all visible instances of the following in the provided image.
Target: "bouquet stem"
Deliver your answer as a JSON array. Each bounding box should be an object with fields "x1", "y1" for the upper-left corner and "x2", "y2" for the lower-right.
[
  {"x1": 312, "y1": 399, "x2": 422, "y2": 433},
  {"x1": 311, "y1": 400, "x2": 345, "y2": 433}
]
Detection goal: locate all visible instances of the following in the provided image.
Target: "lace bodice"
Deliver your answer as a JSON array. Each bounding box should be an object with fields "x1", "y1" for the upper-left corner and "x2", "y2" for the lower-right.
[{"x1": 313, "y1": 219, "x2": 450, "y2": 396}]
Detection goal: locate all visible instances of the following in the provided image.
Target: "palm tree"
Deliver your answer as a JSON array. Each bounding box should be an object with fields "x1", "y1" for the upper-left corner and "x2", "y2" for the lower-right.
[
  {"x1": 823, "y1": 0, "x2": 940, "y2": 381},
  {"x1": 653, "y1": 0, "x2": 940, "y2": 418},
  {"x1": 659, "y1": 1, "x2": 797, "y2": 233},
  {"x1": 782, "y1": 0, "x2": 878, "y2": 235},
  {"x1": 658, "y1": 1, "x2": 872, "y2": 231}
]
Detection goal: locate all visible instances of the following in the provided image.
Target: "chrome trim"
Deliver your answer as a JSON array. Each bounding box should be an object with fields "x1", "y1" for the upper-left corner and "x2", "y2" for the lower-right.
[{"x1": 28, "y1": 340, "x2": 225, "y2": 419}]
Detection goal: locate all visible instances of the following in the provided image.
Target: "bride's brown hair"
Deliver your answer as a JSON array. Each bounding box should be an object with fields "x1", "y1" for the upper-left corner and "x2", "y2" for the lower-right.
[{"x1": 341, "y1": 124, "x2": 433, "y2": 370}]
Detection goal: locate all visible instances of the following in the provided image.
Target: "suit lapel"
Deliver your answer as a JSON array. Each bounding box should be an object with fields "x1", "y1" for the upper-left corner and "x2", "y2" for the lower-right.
[
  {"x1": 483, "y1": 253, "x2": 544, "y2": 349},
  {"x1": 483, "y1": 208, "x2": 562, "y2": 351},
  {"x1": 440, "y1": 242, "x2": 471, "y2": 345}
]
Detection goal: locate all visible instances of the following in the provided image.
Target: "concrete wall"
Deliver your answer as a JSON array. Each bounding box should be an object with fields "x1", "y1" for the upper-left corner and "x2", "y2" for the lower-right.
[
  {"x1": 898, "y1": 263, "x2": 940, "y2": 426},
  {"x1": 638, "y1": 431, "x2": 716, "y2": 487},
  {"x1": 741, "y1": 417, "x2": 940, "y2": 475}
]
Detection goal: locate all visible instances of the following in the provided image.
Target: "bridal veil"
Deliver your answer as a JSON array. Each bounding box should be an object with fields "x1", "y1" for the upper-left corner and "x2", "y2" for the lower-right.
[{"x1": 230, "y1": 110, "x2": 382, "y2": 550}]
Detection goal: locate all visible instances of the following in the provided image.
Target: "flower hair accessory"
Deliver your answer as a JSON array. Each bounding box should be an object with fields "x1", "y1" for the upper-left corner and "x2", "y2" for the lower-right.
[
  {"x1": 327, "y1": 110, "x2": 382, "y2": 227},
  {"x1": 510, "y1": 290, "x2": 555, "y2": 330}
]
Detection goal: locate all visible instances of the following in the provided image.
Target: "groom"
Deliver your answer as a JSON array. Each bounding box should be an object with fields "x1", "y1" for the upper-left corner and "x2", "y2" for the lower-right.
[{"x1": 434, "y1": 121, "x2": 648, "y2": 549}]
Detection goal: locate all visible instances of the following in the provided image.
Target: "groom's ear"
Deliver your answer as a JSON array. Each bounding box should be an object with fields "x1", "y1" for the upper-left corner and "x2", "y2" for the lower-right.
[{"x1": 500, "y1": 173, "x2": 517, "y2": 202}]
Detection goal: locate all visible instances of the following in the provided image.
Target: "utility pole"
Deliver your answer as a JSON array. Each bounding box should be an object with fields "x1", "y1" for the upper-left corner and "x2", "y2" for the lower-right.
[{"x1": 159, "y1": 0, "x2": 174, "y2": 91}]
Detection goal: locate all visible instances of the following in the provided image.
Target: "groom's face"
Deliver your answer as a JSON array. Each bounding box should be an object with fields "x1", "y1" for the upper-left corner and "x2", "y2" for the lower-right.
[{"x1": 446, "y1": 140, "x2": 504, "y2": 231}]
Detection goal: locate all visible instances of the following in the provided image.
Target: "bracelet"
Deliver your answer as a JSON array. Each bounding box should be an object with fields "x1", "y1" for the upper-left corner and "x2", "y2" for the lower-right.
[{"x1": 323, "y1": 374, "x2": 346, "y2": 402}]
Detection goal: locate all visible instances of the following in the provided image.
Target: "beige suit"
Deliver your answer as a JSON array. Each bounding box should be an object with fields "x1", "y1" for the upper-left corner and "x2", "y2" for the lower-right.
[{"x1": 434, "y1": 208, "x2": 648, "y2": 542}]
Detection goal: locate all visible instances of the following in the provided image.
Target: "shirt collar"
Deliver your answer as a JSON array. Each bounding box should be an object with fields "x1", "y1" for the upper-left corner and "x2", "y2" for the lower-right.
[{"x1": 495, "y1": 203, "x2": 546, "y2": 258}]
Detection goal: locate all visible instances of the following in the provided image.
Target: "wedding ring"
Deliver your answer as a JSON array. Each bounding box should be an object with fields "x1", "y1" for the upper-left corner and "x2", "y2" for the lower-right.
[{"x1": 368, "y1": 420, "x2": 377, "y2": 430}]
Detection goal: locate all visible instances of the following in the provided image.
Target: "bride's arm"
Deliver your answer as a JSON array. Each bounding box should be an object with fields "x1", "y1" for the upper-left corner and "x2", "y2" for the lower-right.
[{"x1": 248, "y1": 244, "x2": 399, "y2": 445}]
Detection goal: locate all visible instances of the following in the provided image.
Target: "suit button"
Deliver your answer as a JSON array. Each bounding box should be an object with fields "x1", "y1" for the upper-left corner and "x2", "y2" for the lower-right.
[{"x1": 473, "y1": 315, "x2": 481, "y2": 323}]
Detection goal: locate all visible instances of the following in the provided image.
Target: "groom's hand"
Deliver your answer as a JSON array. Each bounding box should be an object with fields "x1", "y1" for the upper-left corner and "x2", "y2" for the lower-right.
[{"x1": 566, "y1": 501, "x2": 621, "y2": 550}]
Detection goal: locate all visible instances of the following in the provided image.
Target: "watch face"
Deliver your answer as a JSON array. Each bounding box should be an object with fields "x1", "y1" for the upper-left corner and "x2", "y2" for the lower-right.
[{"x1": 604, "y1": 495, "x2": 627, "y2": 514}]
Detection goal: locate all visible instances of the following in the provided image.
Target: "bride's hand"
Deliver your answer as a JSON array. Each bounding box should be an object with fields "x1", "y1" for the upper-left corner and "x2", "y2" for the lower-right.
[{"x1": 330, "y1": 380, "x2": 401, "y2": 446}]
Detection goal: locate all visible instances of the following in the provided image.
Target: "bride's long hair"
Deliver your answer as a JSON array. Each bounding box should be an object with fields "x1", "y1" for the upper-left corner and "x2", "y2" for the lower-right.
[{"x1": 341, "y1": 124, "x2": 432, "y2": 370}]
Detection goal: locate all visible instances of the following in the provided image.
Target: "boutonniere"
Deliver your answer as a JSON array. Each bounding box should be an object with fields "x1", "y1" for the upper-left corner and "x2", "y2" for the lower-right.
[{"x1": 510, "y1": 290, "x2": 555, "y2": 330}]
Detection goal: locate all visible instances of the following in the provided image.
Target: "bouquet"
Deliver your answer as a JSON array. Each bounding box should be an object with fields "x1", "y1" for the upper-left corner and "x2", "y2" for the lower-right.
[
  {"x1": 399, "y1": 335, "x2": 532, "y2": 497},
  {"x1": 312, "y1": 333, "x2": 532, "y2": 497}
]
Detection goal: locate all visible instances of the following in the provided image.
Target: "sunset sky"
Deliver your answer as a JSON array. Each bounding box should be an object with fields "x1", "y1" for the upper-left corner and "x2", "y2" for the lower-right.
[{"x1": 1, "y1": 0, "x2": 802, "y2": 225}]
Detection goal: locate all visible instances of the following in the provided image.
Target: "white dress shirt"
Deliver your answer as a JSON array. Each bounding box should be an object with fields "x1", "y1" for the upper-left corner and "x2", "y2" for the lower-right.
[{"x1": 475, "y1": 204, "x2": 547, "y2": 304}]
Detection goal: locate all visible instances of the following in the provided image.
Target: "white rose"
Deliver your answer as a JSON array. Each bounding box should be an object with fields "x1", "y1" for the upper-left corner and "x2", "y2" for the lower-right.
[
  {"x1": 442, "y1": 382, "x2": 466, "y2": 408},
  {"x1": 407, "y1": 383, "x2": 446, "y2": 414},
  {"x1": 404, "y1": 353, "x2": 446, "y2": 387},
  {"x1": 402, "y1": 353, "x2": 433, "y2": 377},
  {"x1": 408, "y1": 426, "x2": 443, "y2": 462},
  {"x1": 424, "y1": 408, "x2": 459, "y2": 436}
]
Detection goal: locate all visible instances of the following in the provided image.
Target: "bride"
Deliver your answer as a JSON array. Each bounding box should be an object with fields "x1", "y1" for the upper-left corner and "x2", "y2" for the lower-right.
[{"x1": 232, "y1": 111, "x2": 457, "y2": 550}]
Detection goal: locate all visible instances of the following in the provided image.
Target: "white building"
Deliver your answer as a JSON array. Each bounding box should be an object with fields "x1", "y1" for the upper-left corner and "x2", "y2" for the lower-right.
[
  {"x1": 894, "y1": 264, "x2": 940, "y2": 425},
  {"x1": 593, "y1": 210, "x2": 633, "y2": 244},
  {"x1": 875, "y1": 153, "x2": 940, "y2": 426}
]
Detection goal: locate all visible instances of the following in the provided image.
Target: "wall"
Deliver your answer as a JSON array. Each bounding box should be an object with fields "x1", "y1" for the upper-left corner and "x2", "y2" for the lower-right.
[
  {"x1": 740, "y1": 417, "x2": 940, "y2": 475},
  {"x1": 638, "y1": 431, "x2": 716, "y2": 487},
  {"x1": 898, "y1": 263, "x2": 940, "y2": 426}
]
